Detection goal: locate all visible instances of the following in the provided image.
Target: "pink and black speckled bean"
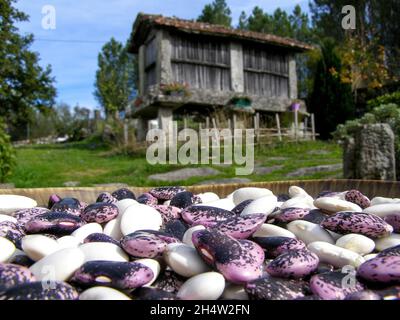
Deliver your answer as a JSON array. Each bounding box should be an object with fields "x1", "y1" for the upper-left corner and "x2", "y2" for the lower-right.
[
  {"x1": 0, "y1": 281, "x2": 78, "y2": 300},
  {"x1": 0, "y1": 221, "x2": 25, "y2": 249},
  {"x1": 245, "y1": 276, "x2": 308, "y2": 300},
  {"x1": 231, "y1": 199, "x2": 253, "y2": 215},
  {"x1": 253, "y1": 236, "x2": 307, "y2": 259},
  {"x1": 48, "y1": 194, "x2": 62, "y2": 209},
  {"x1": 151, "y1": 205, "x2": 181, "y2": 224},
  {"x1": 12, "y1": 207, "x2": 50, "y2": 226},
  {"x1": 137, "y1": 193, "x2": 158, "y2": 206},
  {"x1": 120, "y1": 230, "x2": 179, "y2": 258},
  {"x1": 266, "y1": 249, "x2": 319, "y2": 279},
  {"x1": 134, "y1": 287, "x2": 177, "y2": 300},
  {"x1": 170, "y1": 191, "x2": 201, "y2": 209},
  {"x1": 0, "y1": 263, "x2": 35, "y2": 292},
  {"x1": 81, "y1": 203, "x2": 119, "y2": 224},
  {"x1": 163, "y1": 219, "x2": 188, "y2": 241},
  {"x1": 357, "y1": 255, "x2": 400, "y2": 284},
  {"x1": 149, "y1": 187, "x2": 186, "y2": 201},
  {"x1": 192, "y1": 229, "x2": 263, "y2": 283},
  {"x1": 96, "y1": 192, "x2": 118, "y2": 204},
  {"x1": 211, "y1": 214, "x2": 266, "y2": 239},
  {"x1": 181, "y1": 205, "x2": 235, "y2": 227},
  {"x1": 51, "y1": 198, "x2": 82, "y2": 216},
  {"x1": 71, "y1": 261, "x2": 153, "y2": 290},
  {"x1": 344, "y1": 290, "x2": 381, "y2": 300},
  {"x1": 320, "y1": 211, "x2": 393, "y2": 238},
  {"x1": 7, "y1": 255, "x2": 35, "y2": 268},
  {"x1": 152, "y1": 269, "x2": 185, "y2": 293},
  {"x1": 301, "y1": 209, "x2": 329, "y2": 224},
  {"x1": 83, "y1": 233, "x2": 120, "y2": 246},
  {"x1": 345, "y1": 190, "x2": 371, "y2": 209},
  {"x1": 275, "y1": 208, "x2": 311, "y2": 223},
  {"x1": 316, "y1": 191, "x2": 341, "y2": 198},
  {"x1": 378, "y1": 244, "x2": 400, "y2": 257},
  {"x1": 24, "y1": 212, "x2": 85, "y2": 236},
  {"x1": 384, "y1": 215, "x2": 400, "y2": 233},
  {"x1": 310, "y1": 271, "x2": 365, "y2": 300},
  {"x1": 111, "y1": 188, "x2": 136, "y2": 201}
]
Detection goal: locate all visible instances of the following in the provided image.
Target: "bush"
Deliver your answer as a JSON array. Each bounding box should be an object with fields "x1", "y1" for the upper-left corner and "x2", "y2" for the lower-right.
[
  {"x1": 0, "y1": 119, "x2": 16, "y2": 182},
  {"x1": 367, "y1": 92, "x2": 400, "y2": 111}
]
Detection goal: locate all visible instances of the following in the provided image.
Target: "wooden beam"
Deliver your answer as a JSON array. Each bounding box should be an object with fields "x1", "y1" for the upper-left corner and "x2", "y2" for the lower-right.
[
  {"x1": 311, "y1": 113, "x2": 316, "y2": 141},
  {"x1": 275, "y1": 113, "x2": 282, "y2": 142}
]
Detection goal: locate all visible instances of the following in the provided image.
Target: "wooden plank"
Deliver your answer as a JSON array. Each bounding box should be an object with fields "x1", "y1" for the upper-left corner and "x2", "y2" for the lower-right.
[
  {"x1": 275, "y1": 113, "x2": 282, "y2": 142},
  {"x1": 311, "y1": 113, "x2": 316, "y2": 141}
]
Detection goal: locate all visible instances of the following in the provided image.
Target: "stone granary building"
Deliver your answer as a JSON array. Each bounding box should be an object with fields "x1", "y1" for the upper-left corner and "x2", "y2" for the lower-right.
[{"x1": 128, "y1": 13, "x2": 313, "y2": 140}]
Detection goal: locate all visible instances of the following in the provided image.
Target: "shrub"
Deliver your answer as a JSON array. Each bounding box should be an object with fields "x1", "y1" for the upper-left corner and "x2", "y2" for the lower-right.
[
  {"x1": 0, "y1": 119, "x2": 16, "y2": 183},
  {"x1": 367, "y1": 92, "x2": 400, "y2": 111}
]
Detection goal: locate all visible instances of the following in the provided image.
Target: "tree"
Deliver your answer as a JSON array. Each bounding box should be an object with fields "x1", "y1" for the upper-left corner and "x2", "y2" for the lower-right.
[
  {"x1": 309, "y1": 39, "x2": 355, "y2": 139},
  {"x1": 197, "y1": 0, "x2": 232, "y2": 27},
  {"x1": 94, "y1": 38, "x2": 137, "y2": 118},
  {"x1": 0, "y1": 0, "x2": 56, "y2": 135}
]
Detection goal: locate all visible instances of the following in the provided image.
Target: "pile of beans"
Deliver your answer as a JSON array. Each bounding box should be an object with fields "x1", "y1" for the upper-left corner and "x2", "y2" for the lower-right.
[{"x1": 0, "y1": 186, "x2": 399, "y2": 300}]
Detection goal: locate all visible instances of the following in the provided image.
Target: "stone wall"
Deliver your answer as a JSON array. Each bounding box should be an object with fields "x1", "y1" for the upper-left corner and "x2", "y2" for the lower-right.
[{"x1": 343, "y1": 123, "x2": 396, "y2": 180}]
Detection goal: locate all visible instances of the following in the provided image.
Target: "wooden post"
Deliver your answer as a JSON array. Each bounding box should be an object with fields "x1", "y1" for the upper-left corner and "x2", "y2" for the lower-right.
[
  {"x1": 206, "y1": 117, "x2": 210, "y2": 129},
  {"x1": 124, "y1": 120, "x2": 129, "y2": 146},
  {"x1": 232, "y1": 114, "x2": 237, "y2": 130},
  {"x1": 183, "y1": 117, "x2": 187, "y2": 129},
  {"x1": 275, "y1": 113, "x2": 282, "y2": 142},
  {"x1": 311, "y1": 113, "x2": 316, "y2": 141},
  {"x1": 304, "y1": 117, "x2": 308, "y2": 140},
  {"x1": 294, "y1": 109, "x2": 299, "y2": 142}
]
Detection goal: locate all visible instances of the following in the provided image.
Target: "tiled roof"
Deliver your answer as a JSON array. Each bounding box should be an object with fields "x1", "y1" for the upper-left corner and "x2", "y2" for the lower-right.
[{"x1": 128, "y1": 13, "x2": 314, "y2": 53}]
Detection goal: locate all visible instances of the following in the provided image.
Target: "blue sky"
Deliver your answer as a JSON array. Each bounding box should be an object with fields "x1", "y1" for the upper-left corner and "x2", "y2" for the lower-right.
[{"x1": 15, "y1": 0, "x2": 310, "y2": 110}]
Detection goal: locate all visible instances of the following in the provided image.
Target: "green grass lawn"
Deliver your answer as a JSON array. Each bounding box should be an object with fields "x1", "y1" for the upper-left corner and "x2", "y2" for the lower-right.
[{"x1": 7, "y1": 140, "x2": 343, "y2": 188}]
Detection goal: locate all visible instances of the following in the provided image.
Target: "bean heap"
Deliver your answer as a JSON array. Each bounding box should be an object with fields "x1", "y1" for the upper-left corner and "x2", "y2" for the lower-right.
[{"x1": 0, "y1": 186, "x2": 400, "y2": 300}]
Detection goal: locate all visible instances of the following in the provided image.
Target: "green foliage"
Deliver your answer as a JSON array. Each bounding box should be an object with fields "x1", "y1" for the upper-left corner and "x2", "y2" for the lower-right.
[
  {"x1": 94, "y1": 38, "x2": 137, "y2": 118},
  {"x1": 0, "y1": 119, "x2": 16, "y2": 182},
  {"x1": 309, "y1": 39, "x2": 355, "y2": 139},
  {"x1": 197, "y1": 0, "x2": 232, "y2": 27},
  {"x1": 367, "y1": 92, "x2": 400, "y2": 111},
  {"x1": 0, "y1": 0, "x2": 56, "y2": 129}
]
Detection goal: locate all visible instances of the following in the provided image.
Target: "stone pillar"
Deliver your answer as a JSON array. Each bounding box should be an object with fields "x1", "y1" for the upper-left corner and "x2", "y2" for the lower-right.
[
  {"x1": 343, "y1": 123, "x2": 396, "y2": 180},
  {"x1": 138, "y1": 45, "x2": 146, "y2": 95},
  {"x1": 157, "y1": 107, "x2": 173, "y2": 135},
  {"x1": 230, "y1": 42, "x2": 244, "y2": 93},
  {"x1": 156, "y1": 30, "x2": 173, "y2": 85},
  {"x1": 288, "y1": 54, "x2": 298, "y2": 99},
  {"x1": 136, "y1": 117, "x2": 148, "y2": 142}
]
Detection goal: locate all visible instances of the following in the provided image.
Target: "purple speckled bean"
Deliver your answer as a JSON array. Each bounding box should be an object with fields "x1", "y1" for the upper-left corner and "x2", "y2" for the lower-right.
[
  {"x1": 181, "y1": 205, "x2": 235, "y2": 227},
  {"x1": 212, "y1": 214, "x2": 266, "y2": 239},
  {"x1": 170, "y1": 191, "x2": 200, "y2": 209},
  {"x1": 72, "y1": 261, "x2": 153, "y2": 290},
  {"x1": 378, "y1": 244, "x2": 400, "y2": 257},
  {"x1": 81, "y1": 203, "x2": 119, "y2": 224},
  {"x1": 24, "y1": 212, "x2": 85, "y2": 235},
  {"x1": 266, "y1": 249, "x2": 319, "y2": 279},
  {"x1": 48, "y1": 194, "x2": 62, "y2": 209},
  {"x1": 149, "y1": 187, "x2": 186, "y2": 201},
  {"x1": 0, "y1": 263, "x2": 36, "y2": 292},
  {"x1": 163, "y1": 219, "x2": 188, "y2": 241},
  {"x1": 152, "y1": 269, "x2": 185, "y2": 293},
  {"x1": 345, "y1": 190, "x2": 370, "y2": 209},
  {"x1": 253, "y1": 236, "x2": 307, "y2": 259},
  {"x1": 245, "y1": 276, "x2": 308, "y2": 300},
  {"x1": 83, "y1": 233, "x2": 120, "y2": 246},
  {"x1": 151, "y1": 205, "x2": 181, "y2": 224},
  {"x1": 275, "y1": 207, "x2": 311, "y2": 223},
  {"x1": 12, "y1": 207, "x2": 50, "y2": 226},
  {"x1": 231, "y1": 199, "x2": 253, "y2": 215},
  {"x1": 357, "y1": 255, "x2": 400, "y2": 284},
  {"x1": 384, "y1": 214, "x2": 400, "y2": 233},
  {"x1": 321, "y1": 211, "x2": 393, "y2": 238},
  {"x1": 0, "y1": 221, "x2": 25, "y2": 249},
  {"x1": 310, "y1": 271, "x2": 365, "y2": 300},
  {"x1": 344, "y1": 290, "x2": 381, "y2": 300},
  {"x1": 51, "y1": 198, "x2": 82, "y2": 216},
  {"x1": 0, "y1": 281, "x2": 78, "y2": 300},
  {"x1": 301, "y1": 209, "x2": 328, "y2": 224},
  {"x1": 134, "y1": 287, "x2": 177, "y2": 300},
  {"x1": 112, "y1": 188, "x2": 136, "y2": 201},
  {"x1": 96, "y1": 192, "x2": 118, "y2": 204},
  {"x1": 137, "y1": 193, "x2": 158, "y2": 206},
  {"x1": 192, "y1": 229, "x2": 263, "y2": 284},
  {"x1": 120, "y1": 230, "x2": 179, "y2": 258}
]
